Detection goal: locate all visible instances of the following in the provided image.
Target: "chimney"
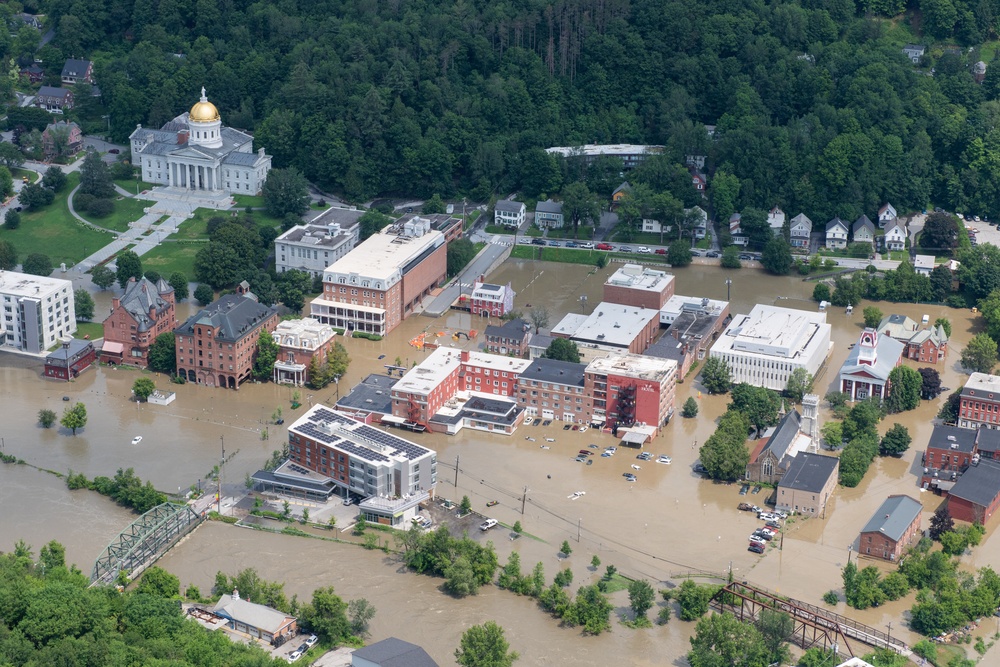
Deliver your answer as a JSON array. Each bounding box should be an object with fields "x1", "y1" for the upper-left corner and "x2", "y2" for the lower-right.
[
  {"x1": 177, "y1": 129, "x2": 189, "y2": 145},
  {"x1": 112, "y1": 297, "x2": 120, "y2": 310},
  {"x1": 149, "y1": 305, "x2": 156, "y2": 319},
  {"x1": 460, "y1": 350, "x2": 470, "y2": 362}
]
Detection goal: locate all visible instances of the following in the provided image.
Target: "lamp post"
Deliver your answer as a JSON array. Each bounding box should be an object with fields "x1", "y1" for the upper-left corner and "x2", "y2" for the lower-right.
[
  {"x1": 579, "y1": 294, "x2": 587, "y2": 313},
  {"x1": 725, "y1": 277, "x2": 733, "y2": 301}
]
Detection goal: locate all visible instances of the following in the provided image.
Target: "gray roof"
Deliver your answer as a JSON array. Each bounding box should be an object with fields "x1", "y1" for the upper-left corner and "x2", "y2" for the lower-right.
[
  {"x1": 494, "y1": 199, "x2": 524, "y2": 213},
  {"x1": 839, "y1": 333, "x2": 904, "y2": 382},
  {"x1": 117, "y1": 277, "x2": 173, "y2": 333},
  {"x1": 484, "y1": 318, "x2": 530, "y2": 340},
  {"x1": 759, "y1": 410, "x2": 802, "y2": 465},
  {"x1": 307, "y1": 206, "x2": 365, "y2": 228},
  {"x1": 903, "y1": 44, "x2": 926, "y2": 53},
  {"x1": 519, "y1": 358, "x2": 587, "y2": 388},
  {"x1": 948, "y1": 460, "x2": 1000, "y2": 508},
  {"x1": 790, "y1": 213, "x2": 812, "y2": 235},
  {"x1": 860, "y1": 495, "x2": 922, "y2": 543},
  {"x1": 222, "y1": 151, "x2": 264, "y2": 166},
  {"x1": 277, "y1": 223, "x2": 353, "y2": 249},
  {"x1": 212, "y1": 594, "x2": 295, "y2": 634},
  {"x1": 876, "y1": 314, "x2": 917, "y2": 340},
  {"x1": 131, "y1": 121, "x2": 254, "y2": 160},
  {"x1": 37, "y1": 86, "x2": 71, "y2": 99},
  {"x1": 528, "y1": 333, "x2": 554, "y2": 350},
  {"x1": 46, "y1": 338, "x2": 93, "y2": 361},
  {"x1": 613, "y1": 182, "x2": 632, "y2": 195},
  {"x1": 61, "y1": 58, "x2": 91, "y2": 77},
  {"x1": 352, "y1": 637, "x2": 439, "y2": 667},
  {"x1": 779, "y1": 452, "x2": 839, "y2": 493},
  {"x1": 826, "y1": 217, "x2": 847, "y2": 232},
  {"x1": 928, "y1": 425, "x2": 978, "y2": 454},
  {"x1": 336, "y1": 374, "x2": 397, "y2": 415},
  {"x1": 853, "y1": 215, "x2": 875, "y2": 234},
  {"x1": 976, "y1": 428, "x2": 1000, "y2": 454},
  {"x1": 535, "y1": 199, "x2": 563, "y2": 214},
  {"x1": 175, "y1": 293, "x2": 276, "y2": 343}
]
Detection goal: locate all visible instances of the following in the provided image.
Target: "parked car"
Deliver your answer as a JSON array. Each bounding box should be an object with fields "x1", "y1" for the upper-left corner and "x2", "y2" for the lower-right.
[
  {"x1": 618, "y1": 245, "x2": 633, "y2": 253},
  {"x1": 580, "y1": 242, "x2": 595, "y2": 249},
  {"x1": 548, "y1": 240, "x2": 561, "y2": 247},
  {"x1": 657, "y1": 455, "x2": 671, "y2": 464},
  {"x1": 595, "y1": 243, "x2": 614, "y2": 250},
  {"x1": 480, "y1": 519, "x2": 498, "y2": 531},
  {"x1": 531, "y1": 238, "x2": 546, "y2": 245},
  {"x1": 706, "y1": 251, "x2": 720, "y2": 258},
  {"x1": 751, "y1": 485, "x2": 762, "y2": 494},
  {"x1": 564, "y1": 241, "x2": 578, "y2": 248},
  {"x1": 738, "y1": 502, "x2": 754, "y2": 511},
  {"x1": 108, "y1": 148, "x2": 120, "y2": 154},
  {"x1": 287, "y1": 650, "x2": 303, "y2": 663},
  {"x1": 748, "y1": 543, "x2": 765, "y2": 554},
  {"x1": 655, "y1": 248, "x2": 667, "y2": 255},
  {"x1": 636, "y1": 246, "x2": 652, "y2": 254},
  {"x1": 739, "y1": 484, "x2": 750, "y2": 496},
  {"x1": 624, "y1": 473, "x2": 637, "y2": 482},
  {"x1": 637, "y1": 452, "x2": 653, "y2": 461},
  {"x1": 305, "y1": 635, "x2": 318, "y2": 648},
  {"x1": 766, "y1": 520, "x2": 782, "y2": 530},
  {"x1": 486, "y1": 500, "x2": 500, "y2": 507}
]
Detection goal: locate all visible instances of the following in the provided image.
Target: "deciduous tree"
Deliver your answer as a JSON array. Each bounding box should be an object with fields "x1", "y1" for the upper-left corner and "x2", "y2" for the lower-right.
[
  {"x1": 879, "y1": 423, "x2": 911, "y2": 456},
  {"x1": 667, "y1": 241, "x2": 692, "y2": 267},
  {"x1": 688, "y1": 611, "x2": 770, "y2": 667},
  {"x1": 168, "y1": 272, "x2": 189, "y2": 300},
  {"x1": 22, "y1": 253, "x2": 53, "y2": 276},
  {"x1": 90, "y1": 265, "x2": 115, "y2": 290},
  {"x1": 132, "y1": 377, "x2": 156, "y2": 402},
  {"x1": 885, "y1": 366, "x2": 922, "y2": 413},
  {"x1": 455, "y1": 621, "x2": 519, "y2": 667},
  {"x1": 79, "y1": 150, "x2": 115, "y2": 199},
  {"x1": 919, "y1": 367, "x2": 942, "y2": 399},
  {"x1": 627, "y1": 579, "x2": 656, "y2": 622},
  {"x1": 0, "y1": 239, "x2": 16, "y2": 270},
  {"x1": 761, "y1": 235, "x2": 792, "y2": 275},
  {"x1": 74, "y1": 289, "x2": 94, "y2": 321},
  {"x1": 543, "y1": 338, "x2": 580, "y2": 363},
  {"x1": 682, "y1": 397, "x2": 699, "y2": 418},
  {"x1": 700, "y1": 356, "x2": 732, "y2": 395},
  {"x1": 60, "y1": 402, "x2": 88, "y2": 434},
  {"x1": 863, "y1": 306, "x2": 883, "y2": 329},
  {"x1": 115, "y1": 250, "x2": 143, "y2": 288},
  {"x1": 961, "y1": 333, "x2": 997, "y2": 374},
  {"x1": 148, "y1": 333, "x2": 176, "y2": 374},
  {"x1": 783, "y1": 368, "x2": 814, "y2": 403},
  {"x1": 252, "y1": 331, "x2": 279, "y2": 380},
  {"x1": 263, "y1": 167, "x2": 309, "y2": 218}
]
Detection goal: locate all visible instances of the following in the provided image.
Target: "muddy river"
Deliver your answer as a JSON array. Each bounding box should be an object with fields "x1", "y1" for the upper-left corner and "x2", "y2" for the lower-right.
[{"x1": 2, "y1": 261, "x2": 999, "y2": 664}]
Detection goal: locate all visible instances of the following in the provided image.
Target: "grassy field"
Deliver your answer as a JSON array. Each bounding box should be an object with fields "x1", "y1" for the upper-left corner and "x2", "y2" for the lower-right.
[
  {"x1": 0, "y1": 173, "x2": 113, "y2": 267},
  {"x1": 545, "y1": 225, "x2": 594, "y2": 240},
  {"x1": 510, "y1": 245, "x2": 605, "y2": 265},
  {"x1": 232, "y1": 194, "x2": 266, "y2": 209},
  {"x1": 78, "y1": 196, "x2": 149, "y2": 233},
  {"x1": 113, "y1": 177, "x2": 158, "y2": 195},
  {"x1": 73, "y1": 322, "x2": 104, "y2": 340},
  {"x1": 139, "y1": 241, "x2": 201, "y2": 279},
  {"x1": 12, "y1": 167, "x2": 40, "y2": 183}
]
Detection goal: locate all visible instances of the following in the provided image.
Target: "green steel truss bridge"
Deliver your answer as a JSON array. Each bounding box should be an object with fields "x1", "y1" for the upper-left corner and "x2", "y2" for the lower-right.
[{"x1": 91, "y1": 502, "x2": 203, "y2": 586}]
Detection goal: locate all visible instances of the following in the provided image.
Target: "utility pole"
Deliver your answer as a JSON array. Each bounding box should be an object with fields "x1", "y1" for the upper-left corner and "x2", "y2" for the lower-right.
[
  {"x1": 521, "y1": 486, "x2": 527, "y2": 515},
  {"x1": 454, "y1": 455, "x2": 459, "y2": 488},
  {"x1": 218, "y1": 435, "x2": 224, "y2": 515},
  {"x1": 577, "y1": 518, "x2": 582, "y2": 542}
]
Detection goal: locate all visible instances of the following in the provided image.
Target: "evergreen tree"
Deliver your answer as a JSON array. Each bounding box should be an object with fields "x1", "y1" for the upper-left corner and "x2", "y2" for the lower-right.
[{"x1": 79, "y1": 150, "x2": 115, "y2": 199}]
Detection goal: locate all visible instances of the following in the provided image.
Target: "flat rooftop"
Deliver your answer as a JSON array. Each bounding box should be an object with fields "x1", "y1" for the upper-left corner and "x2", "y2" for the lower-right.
[
  {"x1": 660, "y1": 294, "x2": 728, "y2": 320},
  {"x1": 289, "y1": 406, "x2": 433, "y2": 464},
  {"x1": 336, "y1": 374, "x2": 397, "y2": 415},
  {"x1": 585, "y1": 352, "x2": 677, "y2": 383},
  {"x1": 276, "y1": 223, "x2": 353, "y2": 249},
  {"x1": 545, "y1": 144, "x2": 664, "y2": 158},
  {"x1": 713, "y1": 304, "x2": 828, "y2": 360},
  {"x1": 553, "y1": 302, "x2": 659, "y2": 349},
  {"x1": 323, "y1": 224, "x2": 444, "y2": 283},
  {"x1": 305, "y1": 205, "x2": 365, "y2": 228},
  {"x1": 0, "y1": 270, "x2": 71, "y2": 297},
  {"x1": 395, "y1": 347, "x2": 463, "y2": 396},
  {"x1": 962, "y1": 372, "x2": 1000, "y2": 397},
  {"x1": 605, "y1": 264, "x2": 674, "y2": 293},
  {"x1": 464, "y1": 350, "x2": 531, "y2": 374}
]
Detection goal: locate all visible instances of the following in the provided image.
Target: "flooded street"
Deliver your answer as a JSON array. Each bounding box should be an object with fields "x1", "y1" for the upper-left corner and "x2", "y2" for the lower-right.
[{"x1": 1, "y1": 261, "x2": 996, "y2": 662}]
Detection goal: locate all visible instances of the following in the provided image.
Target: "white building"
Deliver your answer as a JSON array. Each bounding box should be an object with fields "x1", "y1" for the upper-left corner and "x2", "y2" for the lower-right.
[
  {"x1": 494, "y1": 200, "x2": 525, "y2": 227},
  {"x1": 0, "y1": 270, "x2": 75, "y2": 354},
  {"x1": 710, "y1": 304, "x2": 832, "y2": 391},
  {"x1": 551, "y1": 302, "x2": 660, "y2": 359},
  {"x1": 129, "y1": 88, "x2": 272, "y2": 196},
  {"x1": 544, "y1": 144, "x2": 664, "y2": 169},
  {"x1": 275, "y1": 220, "x2": 359, "y2": 278},
  {"x1": 768, "y1": 206, "x2": 786, "y2": 236},
  {"x1": 271, "y1": 317, "x2": 336, "y2": 386},
  {"x1": 914, "y1": 254, "x2": 935, "y2": 276}
]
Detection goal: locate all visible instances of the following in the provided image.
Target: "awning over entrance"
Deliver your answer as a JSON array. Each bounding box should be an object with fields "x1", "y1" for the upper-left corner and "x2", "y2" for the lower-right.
[
  {"x1": 380, "y1": 414, "x2": 407, "y2": 425},
  {"x1": 102, "y1": 341, "x2": 124, "y2": 354},
  {"x1": 622, "y1": 431, "x2": 650, "y2": 446}
]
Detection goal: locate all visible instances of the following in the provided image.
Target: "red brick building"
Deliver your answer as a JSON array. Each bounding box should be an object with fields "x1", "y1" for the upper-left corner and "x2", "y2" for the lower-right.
[
  {"x1": 603, "y1": 264, "x2": 675, "y2": 310},
  {"x1": 470, "y1": 281, "x2": 515, "y2": 318},
  {"x1": 584, "y1": 353, "x2": 677, "y2": 434},
  {"x1": 174, "y1": 284, "x2": 279, "y2": 388},
  {"x1": 311, "y1": 222, "x2": 447, "y2": 337},
  {"x1": 516, "y1": 358, "x2": 590, "y2": 422},
  {"x1": 958, "y1": 373, "x2": 1000, "y2": 430},
  {"x1": 100, "y1": 277, "x2": 176, "y2": 367},
  {"x1": 44, "y1": 339, "x2": 96, "y2": 381},
  {"x1": 947, "y1": 460, "x2": 1000, "y2": 524},
  {"x1": 858, "y1": 495, "x2": 922, "y2": 562}
]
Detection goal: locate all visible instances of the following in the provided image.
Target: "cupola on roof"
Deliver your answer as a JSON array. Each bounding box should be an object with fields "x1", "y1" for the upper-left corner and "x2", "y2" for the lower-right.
[{"x1": 189, "y1": 87, "x2": 220, "y2": 122}]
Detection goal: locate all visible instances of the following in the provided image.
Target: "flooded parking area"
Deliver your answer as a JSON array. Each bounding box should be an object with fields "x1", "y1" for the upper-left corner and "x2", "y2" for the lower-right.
[{"x1": 3, "y1": 261, "x2": 1000, "y2": 663}]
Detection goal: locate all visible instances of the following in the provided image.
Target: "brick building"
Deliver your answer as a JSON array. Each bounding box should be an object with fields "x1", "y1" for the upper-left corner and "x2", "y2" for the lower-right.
[
  {"x1": 35, "y1": 86, "x2": 74, "y2": 113},
  {"x1": 958, "y1": 373, "x2": 1000, "y2": 430},
  {"x1": 174, "y1": 284, "x2": 279, "y2": 388},
  {"x1": 100, "y1": 277, "x2": 176, "y2": 367},
  {"x1": 584, "y1": 353, "x2": 677, "y2": 434},
  {"x1": 310, "y1": 219, "x2": 446, "y2": 337},
  {"x1": 920, "y1": 425, "x2": 1000, "y2": 496},
  {"x1": 858, "y1": 495, "x2": 922, "y2": 561},
  {"x1": 552, "y1": 302, "x2": 661, "y2": 359},
  {"x1": 946, "y1": 460, "x2": 1000, "y2": 523},
  {"x1": 470, "y1": 281, "x2": 515, "y2": 318},
  {"x1": 516, "y1": 358, "x2": 589, "y2": 422},
  {"x1": 43, "y1": 339, "x2": 96, "y2": 381},
  {"x1": 775, "y1": 452, "x2": 839, "y2": 516},
  {"x1": 483, "y1": 318, "x2": 531, "y2": 357},
  {"x1": 603, "y1": 264, "x2": 675, "y2": 310},
  {"x1": 271, "y1": 318, "x2": 337, "y2": 386}
]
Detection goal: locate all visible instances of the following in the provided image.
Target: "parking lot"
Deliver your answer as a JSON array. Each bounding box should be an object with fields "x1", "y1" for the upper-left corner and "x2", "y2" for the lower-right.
[{"x1": 964, "y1": 219, "x2": 1000, "y2": 249}]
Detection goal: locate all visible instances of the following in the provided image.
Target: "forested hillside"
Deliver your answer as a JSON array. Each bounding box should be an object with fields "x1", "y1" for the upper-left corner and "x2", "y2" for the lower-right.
[{"x1": 28, "y1": 0, "x2": 1000, "y2": 216}]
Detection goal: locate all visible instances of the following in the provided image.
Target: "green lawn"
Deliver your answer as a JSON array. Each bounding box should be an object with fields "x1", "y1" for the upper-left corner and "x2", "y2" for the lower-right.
[
  {"x1": 12, "y1": 167, "x2": 40, "y2": 183},
  {"x1": 510, "y1": 245, "x2": 605, "y2": 265},
  {"x1": 139, "y1": 241, "x2": 202, "y2": 279},
  {"x1": 113, "y1": 177, "x2": 157, "y2": 195},
  {"x1": 78, "y1": 196, "x2": 150, "y2": 233},
  {"x1": 73, "y1": 322, "x2": 104, "y2": 340},
  {"x1": 545, "y1": 225, "x2": 593, "y2": 240},
  {"x1": 888, "y1": 251, "x2": 908, "y2": 261},
  {"x1": 0, "y1": 173, "x2": 113, "y2": 267},
  {"x1": 232, "y1": 194, "x2": 265, "y2": 209},
  {"x1": 609, "y1": 229, "x2": 674, "y2": 245}
]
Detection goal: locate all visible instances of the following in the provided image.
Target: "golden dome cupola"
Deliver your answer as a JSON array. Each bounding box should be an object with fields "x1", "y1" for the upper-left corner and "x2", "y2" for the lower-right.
[{"x1": 189, "y1": 87, "x2": 220, "y2": 122}]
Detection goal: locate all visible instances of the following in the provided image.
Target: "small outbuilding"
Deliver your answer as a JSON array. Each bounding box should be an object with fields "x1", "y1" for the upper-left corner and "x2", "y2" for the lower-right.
[
  {"x1": 211, "y1": 590, "x2": 297, "y2": 645},
  {"x1": 43, "y1": 339, "x2": 96, "y2": 381}
]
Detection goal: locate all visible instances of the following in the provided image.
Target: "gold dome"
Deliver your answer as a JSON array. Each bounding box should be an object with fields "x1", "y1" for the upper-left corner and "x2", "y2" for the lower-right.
[{"x1": 189, "y1": 87, "x2": 220, "y2": 122}]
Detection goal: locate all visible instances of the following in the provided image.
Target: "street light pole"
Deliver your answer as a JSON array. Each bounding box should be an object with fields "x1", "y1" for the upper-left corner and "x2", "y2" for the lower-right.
[
  {"x1": 218, "y1": 435, "x2": 224, "y2": 515},
  {"x1": 725, "y1": 277, "x2": 733, "y2": 301}
]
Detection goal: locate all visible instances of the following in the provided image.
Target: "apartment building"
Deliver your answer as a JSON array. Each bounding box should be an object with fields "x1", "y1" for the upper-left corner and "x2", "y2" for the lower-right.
[
  {"x1": 271, "y1": 317, "x2": 337, "y2": 386},
  {"x1": 310, "y1": 218, "x2": 446, "y2": 337},
  {"x1": 958, "y1": 373, "x2": 1000, "y2": 430},
  {"x1": 0, "y1": 270, "x2": 75, "y2": 354},
  {"x1": 516, "y1": 358, "x2": 589, "y2": 422},
  {"x1": 274, "y1": 221, "x2": 358, "y2": 279},
  {"x1": 585, "y1": 353, "x2": 677, "y2": 435}
]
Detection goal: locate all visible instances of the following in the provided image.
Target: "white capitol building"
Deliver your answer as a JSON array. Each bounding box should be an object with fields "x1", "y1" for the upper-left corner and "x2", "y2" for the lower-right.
[{"x1": 129, "y1": 88, "x2": 272, "y2": 196}]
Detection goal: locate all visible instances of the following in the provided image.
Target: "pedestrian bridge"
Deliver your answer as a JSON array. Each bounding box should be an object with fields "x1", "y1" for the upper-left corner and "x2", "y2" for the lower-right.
[{"x1": 90, "y1": 502, "x2": 203, "y2": 586}]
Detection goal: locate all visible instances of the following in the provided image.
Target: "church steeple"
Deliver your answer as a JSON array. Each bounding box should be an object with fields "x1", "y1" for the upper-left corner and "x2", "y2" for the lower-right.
[{"x1": 857, "y1": 328, "x2": 878, "y2": 366}]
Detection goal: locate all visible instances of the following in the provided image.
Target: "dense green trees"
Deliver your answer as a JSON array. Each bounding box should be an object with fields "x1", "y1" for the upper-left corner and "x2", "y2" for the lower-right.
[
  {"x1": 132, "y1": 377, "x2": 156, "y2": 402},
  {"x1": 90, "y1": 265, "x2": 115, "y2": 290},
  {"x1": 761, "y1": 236, "x2": 792, "y2": 275},
  {"x1": 700, "y1": 356, "x2": 732, "y2": 395},
  {"x1": 455, "y1": 621, "x2": 519, "y2": 667},
  {"x1": 22, "y1": 253, "x2": 53, "y2": 276},
  {"x1": 961, "y1": 332, "x2": 998, "y2": 374},
  {"x1": 263, "y1": 167, "x2": 310, "y2": 219},
  {"x1": 543, "y1": 338, "x2": 581, "y2": 363},
  {"x1": 728, "y1": 383, "x2": 781, "y2": 435},
  {"x1": 688, "y1": 612, "x2": 770, "y2": 667},
  {"x1": 74, "y1": 289, "x2": 94, "y2": 321},
  {"x1": 0, "y1": 239, "x2": 16, "y2": 269},
  {"x1": 884, "y1": 366, "x2": 922, "y2": 414},
  {"x1": 783, "y1": 368, "x2": 814, "y2": 404},
  {"x1": 699, "y1": 410, "x2": 751, "y2": 481},
  {"x1": 115, "y1": 250, "x2": 143, "y2": 288},
  {"x1": 879, "y1": 424, "x2": 912, "y2": 457},
  {"x1": 447, "y1": 238, "x2": 476, "y2": 278}
]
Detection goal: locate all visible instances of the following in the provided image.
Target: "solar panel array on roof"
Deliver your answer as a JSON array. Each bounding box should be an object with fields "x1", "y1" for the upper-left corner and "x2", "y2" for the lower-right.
[
  {"x1": 337, "y1": 439, "x2": 391, "y2": 463},
  {"x1": 313, "y1": 408, "x2": 357, "y2": 426},
  {"x1": 296, "y1": 423, "x2": 338, "y2": 445},
  {"x1": 355, "y1": 424, "x2": 430, "y2": 460}
]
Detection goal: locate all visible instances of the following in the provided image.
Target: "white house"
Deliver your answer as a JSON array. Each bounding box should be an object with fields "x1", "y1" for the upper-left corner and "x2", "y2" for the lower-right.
[
  {"x1": 689, "y1": 206, "x2": 709, "y2": 239},
  {"x1": 878, "y1": 203, "x2": 897, "y2": 229},
  {"x1": 494, "y1": 199, "x2": 525, "y2": 228},
  {"x1": 730, "y1": 213, "x2": 749, "y2": 246},
  {"x1": 914, "y1": 254, "x2": 935, "y2": 276},
  {"x1": 884, "y1": 220, "x2": 906, "y2": 251},
  {"x1": 852, "y1": 215, "x2": 875, "y2": 247},
  {"x1": 825, "y1": 217, "x2": 848, "y2": 249},
  {"x1": 790, "y1": 214, "x2": 812, "y2": 248},
  {"x1": 768, "y1": 206, "x2": 786, "y2": 236}
]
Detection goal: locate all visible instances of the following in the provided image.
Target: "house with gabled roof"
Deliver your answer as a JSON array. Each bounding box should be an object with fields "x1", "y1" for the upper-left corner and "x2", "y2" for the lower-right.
[
  {"x1": 612, "y1": 182, "x2": 631, "y2": 205},
  {"x1": 947, "y1": 460, "x2": 1000, "y2": 523},
  {"x1": 352, "y1": 637, "x2": 440, "y2": 667},
  {"x1": 730, "y1": 212, "x2": 749, "y2": 246},
  {"x1": 903, "y1": 44, "x2": 926, "y2": 63},
  {"x1": 906, "y1": 325, "x2": 948, "y2": 364},
  {"x1": 768, "y1": 206, "x2": 786, "y2": 236},
  {"x1": 494, "y1": 199, "x2": 525, "y2": 228},
  {"x1": 789, "y1": 213, "x2": 812, "y2": 248},
  {"x1": 825, "y1": 217, "x2": 848, "y2": 249},
  {"x1": 858, "y1": 495, "x2": 922, "y2": 561},
  {"x1": 61, "y1": 58, "x2": 93, "y2": 85},
  {"x1": 211, "y1": 589, "x2": 297, "y2": 644},
  {"x1": 34, "y1": 86, "x2": 74, "y2": 113},
  {"x1": 852, "y1": 215, "x2": 875, "y2": 247},
  {"x1": 535, "y1": 199, "x2": 564, "y2": 228},
  {"x1": 745, "y1": 401, "x2": 820, "y2": 485},
  {"x1": 884, "y1": 220, "x2": 906, "y2": 251},
  {"x1": 878, "y1": 203, "x2": 898, "y2": 228}
]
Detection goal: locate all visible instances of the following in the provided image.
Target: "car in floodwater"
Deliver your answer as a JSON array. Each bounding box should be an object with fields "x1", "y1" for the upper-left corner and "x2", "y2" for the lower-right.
[{"x1": 479, "y1": 518, "x2": 498, "y2": 531}]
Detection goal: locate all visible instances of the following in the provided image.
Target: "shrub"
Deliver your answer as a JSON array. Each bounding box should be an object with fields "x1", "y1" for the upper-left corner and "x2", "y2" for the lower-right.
[
  {"x1": 87, "y1": 198, "x2": 114, "y2": 217},
  {"x1": 822, "y1": 590, "x2": 838, "y2": 605}
]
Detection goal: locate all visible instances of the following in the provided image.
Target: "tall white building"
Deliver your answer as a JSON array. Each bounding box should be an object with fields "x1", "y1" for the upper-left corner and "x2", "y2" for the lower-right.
[
  {"x1": 129, "y1": 88, "x2": 272, "y2": 196},
  {"x1": 0, "y1": 270, "x2": 75, "y2": 354},
  {"x1": 710, "y1": 304, "x2": 832, "y2": 391}
]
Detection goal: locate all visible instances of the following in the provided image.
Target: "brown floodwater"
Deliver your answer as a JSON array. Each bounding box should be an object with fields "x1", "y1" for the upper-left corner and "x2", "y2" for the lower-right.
[{"x1": 2, "y1": 261, "x2": 998, "y2": 663}]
